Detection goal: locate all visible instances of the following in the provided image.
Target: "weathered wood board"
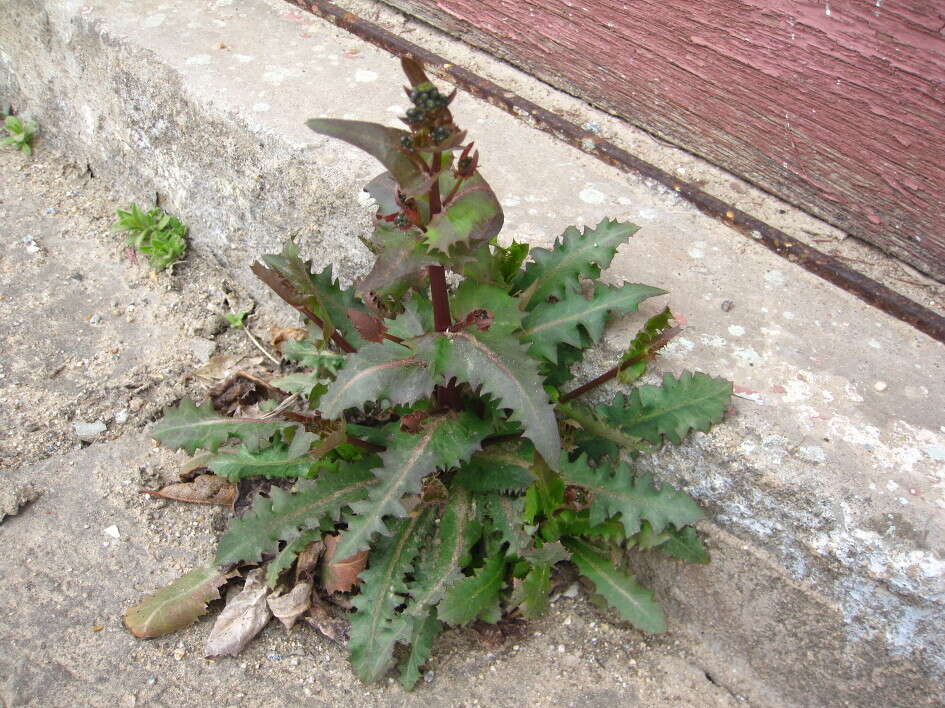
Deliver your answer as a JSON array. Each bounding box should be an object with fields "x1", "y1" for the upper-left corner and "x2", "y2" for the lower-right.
[{"x1": 382, "y1": 0, "x2": 945, "y2": 281}]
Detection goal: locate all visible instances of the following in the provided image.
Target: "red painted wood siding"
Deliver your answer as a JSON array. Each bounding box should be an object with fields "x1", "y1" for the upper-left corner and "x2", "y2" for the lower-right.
[{"x1": 383, "y1": 0, "x2": 945, "y2": 282}]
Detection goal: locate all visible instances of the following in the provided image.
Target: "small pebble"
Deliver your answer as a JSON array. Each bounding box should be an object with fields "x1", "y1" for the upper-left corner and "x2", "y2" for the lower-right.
[
  {"x1": 89, "y1": 314, "x2": 102, "y2": 325},
  {"x1": 424, "y1": 670, "x2": 435, "y2": 684},
  {"x1": 103, "y1": 525, "x2": 120, "y2": 539},
  {"x1": 582, "y1": 120, "x2": 602, "y2": 134},
  {"x1": 721, "y1": 300, "x2": 735, "y2": 312},
  {"x1": 74, "y1": 420, "x2": 107, "y2": 441},
  {"x1": 874, "y1": 381, "x2": 887, "y2": 392},
  {"x1": 173, "y1": 648, "x2": 186, "y2": 660}
]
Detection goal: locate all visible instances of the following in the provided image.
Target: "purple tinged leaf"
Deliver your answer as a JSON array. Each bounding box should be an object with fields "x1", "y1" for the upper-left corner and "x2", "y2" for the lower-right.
[{"x1": 306, "y1": 119, "x2": 422, "y2": 189}]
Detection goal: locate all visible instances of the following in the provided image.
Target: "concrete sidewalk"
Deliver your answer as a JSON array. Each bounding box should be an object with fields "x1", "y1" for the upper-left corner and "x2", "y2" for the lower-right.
[{"x1": 2, "y1": 0, "x2": 944, "y2": 704}]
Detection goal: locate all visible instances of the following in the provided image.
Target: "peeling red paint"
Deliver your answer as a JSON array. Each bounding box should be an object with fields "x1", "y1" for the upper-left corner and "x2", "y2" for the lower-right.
[{"x1": 386, "y1": 0, "x2": 945, "y2": 281}]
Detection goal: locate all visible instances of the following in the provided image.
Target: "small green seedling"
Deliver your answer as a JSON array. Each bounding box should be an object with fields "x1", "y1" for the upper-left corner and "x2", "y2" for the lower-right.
[
  {"x1": 1, "y1": 115, "x2": 37, "y2": 155},
  {"x1": 111, "y1": 203, "x2": 188, "y2": 271},
  {"x1": 225, "y1": 312, "x2": 248, "y2": 329}
]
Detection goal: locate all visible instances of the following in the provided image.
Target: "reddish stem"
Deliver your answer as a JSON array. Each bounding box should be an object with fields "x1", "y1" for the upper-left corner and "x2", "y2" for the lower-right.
[
  {"x1": 429, "y1": 265, "x2": 451, "y2": 332},
  {"x1": 429, "y1": 151, "x2": 442, "y2": 214},
  {"x1": 559, "y1": 327, "x2": 681, "y2": 403}
]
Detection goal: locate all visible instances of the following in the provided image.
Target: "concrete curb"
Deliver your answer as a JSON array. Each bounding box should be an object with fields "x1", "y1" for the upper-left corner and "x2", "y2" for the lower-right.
[{"x1": 2, "y1": 0, "x2": 943, "y2": 704}]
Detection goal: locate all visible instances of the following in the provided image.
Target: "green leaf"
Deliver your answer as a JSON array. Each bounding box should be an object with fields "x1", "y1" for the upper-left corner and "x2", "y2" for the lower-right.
[
  {"x1": 517, "y1": 218, "x2": 640, "y2": 308},
  {"x1": 658, "y1": 525, "x2": 710, "y2": 564},
  {"x1": 216, "y1": 460, "x2": 377, "y2": 565},
  {"x1": 453, "y1": 440, "x2": 536, "y2": 494},
  {"x1": 508, "y1": 542, "x2": 569, "y2": 618},
  {"x1": 407, "y1": 486, "x2": 481, "y2": 614},
  {"x1": 510, "y1": 562, "x2": 551, "y2": 619},
  {"x1": 151, "y1": 399, "x2": 289, "y2": 454},
  {"x1": 349, "y1": 509, "x2": 435, "y2": 683},
  {"x1": 435, "y1": 330, "x2": 560, "y2": 468},
  {"x1": 423, "y1": 172, "x2": 503, "y2": 254},
  {"x1": 319, "y1": 340, "x2": 435, "y2": 418},
  {"x1": 523, "y1": 282, "x2": 664, "y2": 363},
  {"x1": 618, "y1": 307, "x2": 676, "y2": 384},
  {"x1": 356, "y1": 225, "x2": 434, "y2": 300},
  {"x1": 478, "y1": 492, "x2": 530, "y2": 554},
  {"x1": 399, "y1": 610, "x2": 442, "y2": 690},
  {"x1": 282, "y1": 339, "x2": 345, "y2": 371},
  {"x1": 364, "y1": 171, "x2": 401, "y2": 217},
  {"x1": 306, "y1": 119, "x2": 422, "y2": 189},
  {"x1": 270, "y1": 371, "x2": 326, "y2": 397},
  {"x1": 600, "y1": 372, "x2": 733, "y2": 445},
  {"x1": 207, "y1": 443, "x2": 314, "y2": 481},
  {"x1": 335, "y1": 413, "x2": 490, "y2": 558},
  {"x1": 385, "y1": 291, "x2": 434, "y2": 339},
  {"x1": 549, "y1": 509, "x2": 626, "y2": 541},
  {"x1": 451, "y1": 280, "x2": 523, "y2": 337},
  {"x1": 438, "y1": 552, "x2": 507, "y2": 625},
  {"x1": 559, "y1": 454, "x2": 703, "y2": 536},
  {"x1": 524, "y1": 455, "x2": 565, "y2": 523},
  {"x1": 564, "y1": 537, "x2": 666, "y2": 633},
  {"x1": 123, "y1": 565, "x2": 236, "y2": 638},
  {"x1": 266, "y1": 528, "x2": 323, "y2": 588},
  {"x1": 557, "y1": 401, "x2": 646, "y2": 460}
]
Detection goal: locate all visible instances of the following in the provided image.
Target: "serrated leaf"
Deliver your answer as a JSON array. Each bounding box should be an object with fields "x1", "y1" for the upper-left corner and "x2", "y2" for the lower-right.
[
  {"x1": 407, "y1": 486, "x2": 481, "y2": 615},
  {"x1": 451, "y1": 280, "x2": 523, "y2": 337},
  {"x1": 151, "y1": 399, "x2": 289, "y2": 454},
  {"x1": 435, "y1": 330, "x2": 560, "y2": 468},
  {"x1": 601, "y1": 372, "x2": 733, "y2": 445},
  {"x1": 336, "y1": 413, "x2": 490, "y2": 558},
  {"x1": 564, "y1": 537, "x2": 665, "y2": 633},
  {"x1": 123, "y1": 565, "x2": 237, "y2": 638},
  {"x1": 423, "y1": 172, "x2": 503, "y2": 254},
  {"x1": 216, "y1": 460, "x2": 377, "y2": 565},
  {"x1": 306, "y1": 119, "x2": 422, "y2": 189},
  {"x1": 510, "y1": 563, "x2": 550, "y2": 619},
  {"x1": 399, "y1": 609, "x2": 442, "y2": 690},
  {"x1": 658, "y1": 525, "x2": 710, "y2": 564},
  {"x1": 517, "y1": 218, "x2": 640, "y2": 308},
  {"x1": 453, "y1": 440, "x2": 536, "y2": 494},
  {"x1": 385, "y1": 291, "x2": 434, "y2": 339},
  {"x1": 438, "y1": 552, "x2": 507, "y2": 625},
  {"x1": 319, "y1": 340, "x2": 435, "y2": 418},
  {"x1": 523, "y1": 282, "x2": 664, "y2": 363},
  {"x1": 522, "y1": 540, "x2": 570, "y2": 566},
  {"x1": 270, "y1": 372, "x2": 327, "y2": 397},
  {"x1": 349, "y1": 509, "x2": 435, "y2": 683},
  {"x1": 524, "y1": 455, "x2": 565, "y2": 524},
  {"x1": 357, "y1": 225, "x2": 435, "y2": 300},
  {"x1": 617, "y1": 307, "x2": 677, "y2": 384},
  {"x1": 559, "y1": 454, "x2": 703, "y2": 536},
  {"x1": 207, "y1": 443, "x2": 313, "y2": 481},
  {"x1": 548, "y1": 509, "x2": 626, "y2": 541},
  {"x1": 478, "y1": 492, "x2": 530, "y2": 554},
  {"x1": 557, "y1": 401, "x2": 646, "y2": 460},
  {"x1": 281, "y1": 338, "x2": 345, "y2": 371},
  {"x1": 266, "y1": 528, "x2": 323, "y2": 588}
]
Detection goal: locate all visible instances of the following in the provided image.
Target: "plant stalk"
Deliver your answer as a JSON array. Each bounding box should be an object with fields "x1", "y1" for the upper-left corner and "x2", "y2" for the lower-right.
[{"x1": 559, "y1": 327, "x2": 681, "y2": 403}]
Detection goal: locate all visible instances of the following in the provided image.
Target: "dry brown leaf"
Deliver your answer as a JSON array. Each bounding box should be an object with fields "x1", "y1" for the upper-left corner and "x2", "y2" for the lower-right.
[
  {"x1": 209, "y1": 370, "x2": 276, "y2": 415},
  {"x1": 179, "y1": 452, "x2": 214, "y2": 480},
  {"x1": 205, "y1": 568, "x2": 272, "y2": 657},
  {"x1": 267, "y1": 581, "x2": 312, "y2": 629},
  {"x1": 139, "y1": 474, "x2": 237, "y2": 507},
  {"x1": 321, "y1": 535, "x2": 368, "y2": 594},
  {"x1": 305, "y1": 601, "x2": 350, "y2": 645},
  {"x1": 269, "y1": 326, "x2": 307, "y2": 353},
  {"x1": 295, "y1": 539, "x2": 325, "y2": 583},
  {"x1": 195, "y1": 354, "x2": 263, "y2": 381}
]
